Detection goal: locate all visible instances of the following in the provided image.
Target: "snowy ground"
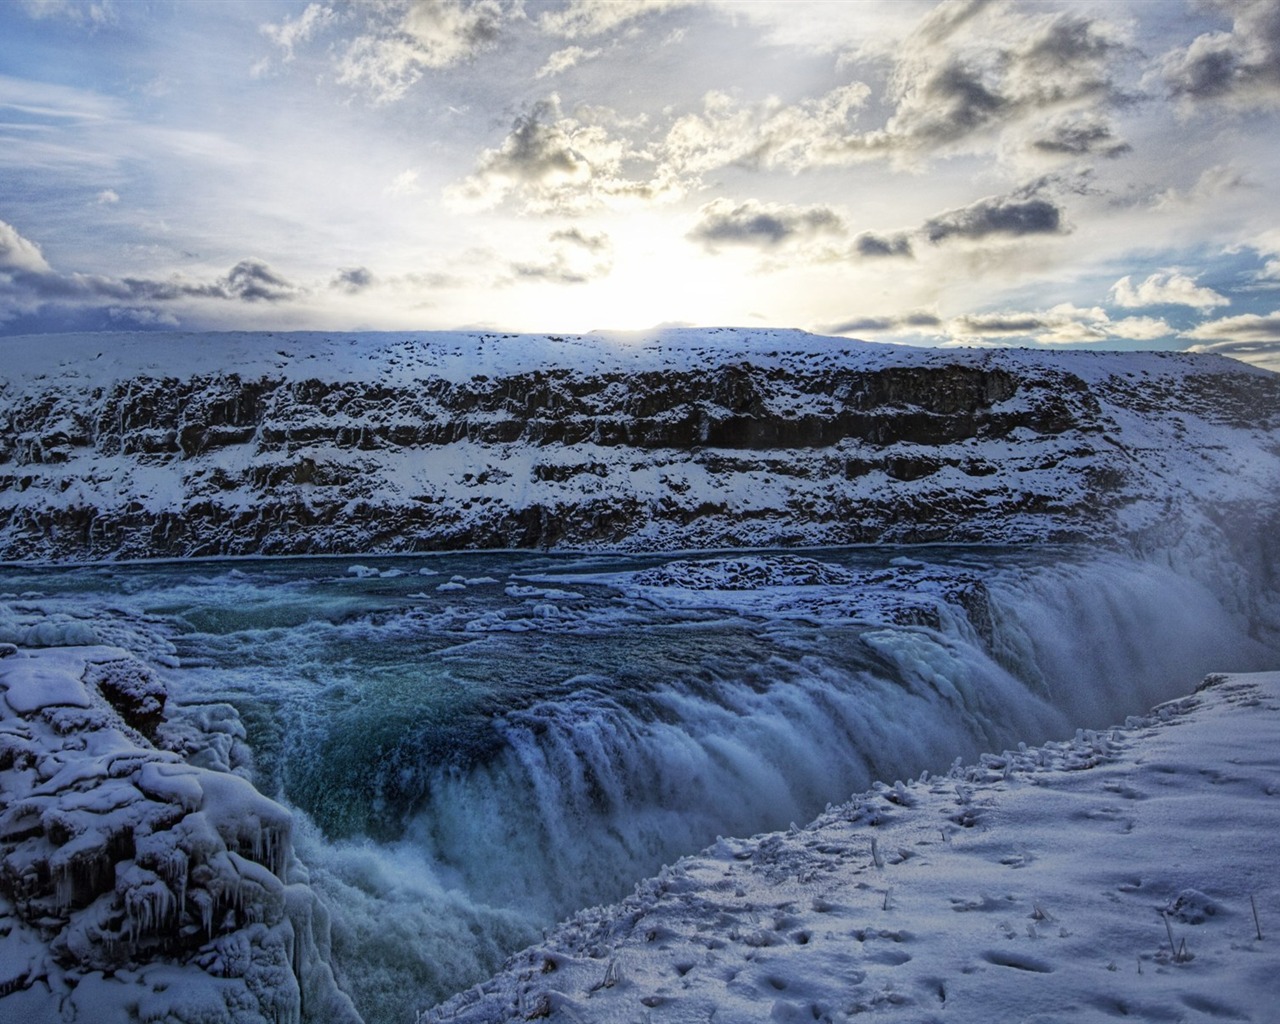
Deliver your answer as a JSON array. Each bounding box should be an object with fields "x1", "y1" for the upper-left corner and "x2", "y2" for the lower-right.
[{"x1": 426, "y1": 672, "x2": 1280, "y2": 1024}]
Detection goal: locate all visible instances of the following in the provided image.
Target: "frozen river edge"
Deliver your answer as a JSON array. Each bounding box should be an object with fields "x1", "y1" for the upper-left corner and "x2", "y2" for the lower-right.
[{"x1": 425, "y1": 671, "x2": 1280, "y2": 1024}]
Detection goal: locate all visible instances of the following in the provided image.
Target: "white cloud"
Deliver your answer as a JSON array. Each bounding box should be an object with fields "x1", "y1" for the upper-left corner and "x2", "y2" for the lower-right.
[
  {"x1": 1185, "y1": 309, "x2": 1280, "y2": 342},
  {"x1": 0, "y1": 220, "x2": 53, "y2": 275},
  {"x1": 538, "y1": 0, "x2": 694, "y2": 40},
  {"x1": 95, "y1": 188, "x2": 120, "y2": 204},
  {"x1": 1159, "y1": 0, "x2": 1280, "y2": 110},
  {"x1": 19, "y1": 0, "x2": 115, "y2": 27},
  {"x1": 660, "y1": 84, "x2": 872, "y2": 177},
  {"x1": 941, "y1": 303, "x2": 1172, "y2": 346},
  {"x1": 445, "y1": 97, "x2": 673, "y2": 213},
  {"x1": 1153, "y1": 163, "x2": 1257, "y2": 209},
  {"x1": 260, "y1": 3, "x2": 335, "y2": 62},
  {"x1": 384, "y1": 169, "x2": 422, "y2": 197},
  {"x1": 1109, "y1": 271, "x2": 1230, "y2": 311},
  {"x1": 505, "y1": 229, "x2": 614, "y2": 285},
  {"x1": 338, "y1": 0, "x2": 508, "y2": 102},
  {"x1": 535, "y1": 46, "x2": 601, "y2": 78},
  {"x1": 1109, "y1": 315, "x2": 1174, "y2": 340}
]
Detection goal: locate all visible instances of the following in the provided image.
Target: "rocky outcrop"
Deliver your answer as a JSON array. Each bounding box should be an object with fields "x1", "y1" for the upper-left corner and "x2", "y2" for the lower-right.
[{"x1": 0, "y1": 331, "x2": 1277, "y2": 562}]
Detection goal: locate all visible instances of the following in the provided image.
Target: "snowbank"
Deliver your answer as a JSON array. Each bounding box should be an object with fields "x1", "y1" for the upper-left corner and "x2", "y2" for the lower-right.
[{"x1": 425, "y1": 672, "x2": 1280, "y2": 1023}]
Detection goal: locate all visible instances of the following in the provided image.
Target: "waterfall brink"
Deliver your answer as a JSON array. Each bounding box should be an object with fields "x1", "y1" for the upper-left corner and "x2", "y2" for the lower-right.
[
  {"x1": 2, "y1": 547, "x2": 1271, "y2": 1024},
  {"x1": 269, "y1": 551, "x2": 1270, "y2": 1022}
]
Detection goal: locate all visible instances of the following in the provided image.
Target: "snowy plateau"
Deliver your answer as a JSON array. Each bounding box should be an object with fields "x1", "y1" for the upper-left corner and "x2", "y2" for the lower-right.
[{"x1": 0, "y1": 328, "x2": 1278, "y2": 1024}]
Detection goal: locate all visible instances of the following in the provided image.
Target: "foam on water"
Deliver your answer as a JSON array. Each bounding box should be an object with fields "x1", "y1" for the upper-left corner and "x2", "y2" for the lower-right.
[{"x1": 0, "y1": 548, "x2": 1271, "y2": 1024}]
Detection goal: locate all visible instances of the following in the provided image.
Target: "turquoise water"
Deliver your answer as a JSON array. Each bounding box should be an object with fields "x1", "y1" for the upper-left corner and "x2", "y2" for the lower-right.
[{"x1": 1, "y1": 547, "x2": 1268, "y2": 1020}]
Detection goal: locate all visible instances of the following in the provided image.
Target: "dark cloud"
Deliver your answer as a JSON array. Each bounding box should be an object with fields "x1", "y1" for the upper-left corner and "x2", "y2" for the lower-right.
[
  {"x1": 688, "y1": 199, "x2": 844, "y2": 250},
  {"x1": 220, "y1": 259, "x2": 299, "y2": 302},
  {"x1": 924, "y1": 194, "x2": 1065, "y2": 243},
  {"x1": 501, "y1": 101, "x2": 591, "y2": 181},
  {"x1": 1, "y1": 220, "x2": 303, "y2": 324},
  {"x1": 875, "y1": 7, "x2": 1132, "y2": 159},
  {"x1": 950, "y1": 313, "x2": 1049, "y2": 335},
  {"x1": 1030, "y1": 116, "x2": 1131, "y2": 158},
  {"x1": 1161, "y1": 0, "x2": 1280, "y2": 106},
  {"x1": 853, "y1": 232, "x2": 913, "y2": 258},
  {"x1": 823, "y1": 312, "x2": 942, "y2": 335},
  {"x1": 331, "y1": 266, "x2": 376, "y2": 294}
]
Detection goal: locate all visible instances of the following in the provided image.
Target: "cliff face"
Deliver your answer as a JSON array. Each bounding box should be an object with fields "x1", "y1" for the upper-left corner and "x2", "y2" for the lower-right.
[{"x1": 0, "y1": 329, "x2": 1277, "y2": 562}]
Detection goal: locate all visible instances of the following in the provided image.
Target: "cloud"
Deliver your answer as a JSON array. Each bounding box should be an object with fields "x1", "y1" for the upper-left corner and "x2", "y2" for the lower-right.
[
  {"x1": 447, "y1": 3, "x2": 1131, "y2": 215},
  {"x1": 942, "y1": 303, "x2": 1171, "y2": 346},
  {"x1": 844, "y1": 2, "x2": 1134, "y2": 164},
  {"x1": 445, "y1": 96, "x2": 667, "y2": 213},
  {"x1": 218, "y1": 259, "x2": 301, "y2": 302},
  {"x1": 384, "y1": 169, "x2": 422, "y2": 197},
  {"x1": 923, "y1": 193, "x2": 1065, "y2": 244},
  {"x1": 1185, "y1": 309, "x2": 1280, "y2": 342},
  {"x1": 0, "y1": 220, "x2": 54, "y2": 275},
  {"x1": 687, "y1": 198, "x2": 844, "y2": 250},
  {"x1": 19, "y1": 0, "x2": 115, "y2": 27},
  {"x1": 95, "y1": 188, "x2": 120, "y2": 204},
  {"x1": 1, "y1": 220, "x2": 303, "y2": 319},
  {"x1": 853, "y1": 232, "x2": 913, "y2": 259},
  {"x1": 1152, "y1": 163, "x2": 1257, "y2": 209},
  {"x1": 1028, "y1": 114, "x2": 1131, "y2": 158},
  {"x1": 1110, "y1": 315, "x2": 1175, "y2": 341},
  {"x1": 660, "y1": 85, "x2": 871, "y2": 177},
  {"x1": 950, "y1": 312, "x2": 1057, "y2": 336},
  {"x1": 505, "y1": 229, "x2": 613, "y2": 285},
  {"x1": 549, "y1": 227, "x2": 609, "y2": 252},
  {"x1": 337, "y1": 0, "x2": 508, "y2": 102},
  {"x1": 330, "y1": 266, "x2": 376, "y2": 294},
  {"x1": 260, "y1": 2, "x2": 335, "y2": 62},
  {"x1": 535, "y1": 46, "x2": 601, "y2": 78},
  {"x1": 1159, "y1": 0, "x2": 1280, "y2": 109},
  {"x1": 822, "y1": 312, "x2": 942, "y2": 335},
  {"x1": 1109, "y1": 271, "x2": 1230, "y2": 311},
  {"x1": 538, "y1": 0, "x2": 695, "y2": 40},
  {"x1": 1186, "y1": 338, "x2": 1280, "y2": 373}
]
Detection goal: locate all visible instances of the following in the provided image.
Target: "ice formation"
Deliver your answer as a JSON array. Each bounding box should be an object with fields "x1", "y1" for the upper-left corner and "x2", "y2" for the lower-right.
[{"x1": 0, "y1": 645, "x2": 358, "y2": 1023}]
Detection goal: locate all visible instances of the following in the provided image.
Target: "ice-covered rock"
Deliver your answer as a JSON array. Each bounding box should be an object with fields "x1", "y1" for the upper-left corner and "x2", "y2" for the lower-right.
[{"x1": 0, "y1": 646, "x2": 359, "y2": 1023}]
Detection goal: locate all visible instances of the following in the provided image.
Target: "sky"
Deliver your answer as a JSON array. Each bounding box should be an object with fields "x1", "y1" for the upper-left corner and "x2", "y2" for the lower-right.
[{"x1": 1, "y1": 0, "x2": 1279, "y2": 368}]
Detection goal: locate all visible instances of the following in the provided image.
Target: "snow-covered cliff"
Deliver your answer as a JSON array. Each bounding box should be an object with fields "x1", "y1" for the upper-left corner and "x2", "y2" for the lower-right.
[{"x1": 2, "y1": 329, "x2": 1277, "y2": 566}]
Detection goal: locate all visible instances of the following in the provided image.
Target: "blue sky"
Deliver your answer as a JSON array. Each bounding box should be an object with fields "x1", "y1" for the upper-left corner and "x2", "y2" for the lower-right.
[{"x1": 2, "y1": 0, "x2": 1279, "y2": 366}]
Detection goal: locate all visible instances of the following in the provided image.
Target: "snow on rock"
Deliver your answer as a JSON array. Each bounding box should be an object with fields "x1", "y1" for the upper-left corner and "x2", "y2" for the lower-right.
[
  {"x1": 423, "y1": 671, "x2": 1280, "y2": 1024},
  {"x1": 1, "y1": 330, "x2": 1277, "y2": 575},
  {"x1": 0, "y1": 646, "x2": 358, "y2": 1023}
]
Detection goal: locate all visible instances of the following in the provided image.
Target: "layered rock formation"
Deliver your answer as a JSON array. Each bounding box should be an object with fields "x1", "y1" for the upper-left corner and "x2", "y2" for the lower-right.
[{"x1": 0, "y1": 329, "x2": 1277, "y2": 565}]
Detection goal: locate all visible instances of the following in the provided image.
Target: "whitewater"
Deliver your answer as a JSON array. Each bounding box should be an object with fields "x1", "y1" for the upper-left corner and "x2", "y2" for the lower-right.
[{"x1": 2, "y1": 544, "x2": 1272, "y2": 1023}]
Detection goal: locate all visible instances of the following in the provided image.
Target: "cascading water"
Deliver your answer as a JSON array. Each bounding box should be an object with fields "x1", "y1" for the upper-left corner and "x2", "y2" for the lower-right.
[{"x1": 0, "y1": 546, "x2": 1271, "y2": 1024}]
